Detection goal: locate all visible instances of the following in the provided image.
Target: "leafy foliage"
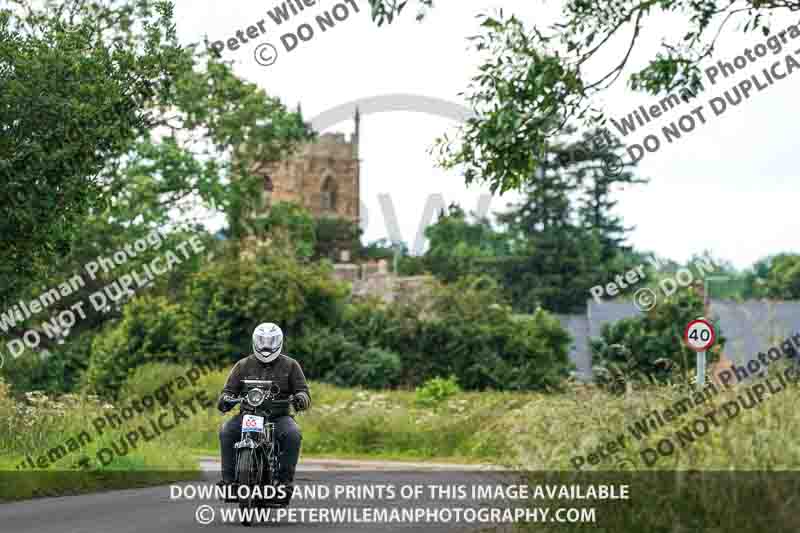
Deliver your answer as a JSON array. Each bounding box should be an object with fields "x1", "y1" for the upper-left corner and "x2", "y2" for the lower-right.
[
  {"x1": 414, "y1": 375, "x2": 461, "y2": 408},
  {"x1": 83, "y1": 248, "x2": 349, "y2": 395},
  {"x1": 359, "y1": 239, "x2": 400, "y2": 263},
  {"x1": 258, "y1": 202, "x2": 317, "y2": 260},
  {"x1": 325, "y1": 347, "x2": 404, "y2": 390},
  {"x1": 433, "y1": 14, "x2": 586, "y2": 194},
  {"x1": 423, "y1": 204, "x2": 510, "y2": 283},
  {"x1": 591, "y1": 289, "x2": 726, "y2": 392},
  {"x1": 420, "y1": 129, "x2": 644, "y2": 313},
  {"x1": 0, "y1": 332, "x2": 92, "y2": 394},
  {"x1": 84, "y1": 295, "x2": 188, "y2": 395},
  {"x1": 374, "y1": 2, "x2": 793, "y2": 193},
  {"x1": 367, "y1": 0, "x2": 434, "y2": 25},
  {"x1": 0, "y1": 3, "x2": 182, "y2": 306},
  {"x1": 754, "y1": 254, "x2": 800, "y2": 300},
  {"x1": 291, "y1": 327, "x2": 365, "y2": 381},
  {"x1": 1, "y1": 0, "x2": 314, "y2": 362},
  {"x1": 313, "y1": 216, "x2": 362, "y2": 262},
  {"x1": 343, "y1": 277, "x2": 573, "y2": 391}
]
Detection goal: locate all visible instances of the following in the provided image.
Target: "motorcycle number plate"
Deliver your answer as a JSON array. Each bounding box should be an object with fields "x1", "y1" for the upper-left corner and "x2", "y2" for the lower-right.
[{"x1": 242, "y1": 415, "x2": 264, "y2": 432}]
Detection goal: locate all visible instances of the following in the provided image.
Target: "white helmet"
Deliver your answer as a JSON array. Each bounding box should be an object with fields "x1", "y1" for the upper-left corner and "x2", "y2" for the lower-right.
[{"x1": 252, "y1": 322, "x2": 283, "y2": 363}]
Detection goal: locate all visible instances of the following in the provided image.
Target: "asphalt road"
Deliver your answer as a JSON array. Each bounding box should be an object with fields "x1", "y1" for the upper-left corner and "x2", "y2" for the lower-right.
[{"x1": 0, "y1": 459, "x2": 521, "y2": 533}]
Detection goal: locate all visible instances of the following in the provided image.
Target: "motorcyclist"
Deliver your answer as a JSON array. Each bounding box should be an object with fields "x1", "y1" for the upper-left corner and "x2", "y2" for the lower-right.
[{"x1": 217, "y1": 322, "x2": 310, "y2": 494}]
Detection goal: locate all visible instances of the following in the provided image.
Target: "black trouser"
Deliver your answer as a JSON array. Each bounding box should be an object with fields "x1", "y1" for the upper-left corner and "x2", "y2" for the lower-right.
[{"x1": 219, "y1": 414, "x2": 302, "y2": 484}]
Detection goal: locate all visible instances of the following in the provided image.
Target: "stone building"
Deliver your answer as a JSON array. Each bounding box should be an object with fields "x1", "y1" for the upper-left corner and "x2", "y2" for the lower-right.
[{"x1": 251, "y1": 109, "x2": 361, "y2": 223}]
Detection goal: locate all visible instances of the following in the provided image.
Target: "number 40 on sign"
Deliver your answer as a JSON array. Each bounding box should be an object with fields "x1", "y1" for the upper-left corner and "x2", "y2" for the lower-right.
[{"x1": 684, "y1": 318, "x2": 716, "y2": 352}]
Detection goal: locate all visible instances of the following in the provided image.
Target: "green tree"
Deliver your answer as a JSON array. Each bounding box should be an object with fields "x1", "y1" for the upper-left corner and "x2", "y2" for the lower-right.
[
  {"x1": 84, "y1": 295, "x2": 188, "y2": 395},
  {"x1": 259, "y1": 202, "x2": 317, "y2": 260},
  {"x1": 742, "y1": 257, "x2": 773, "y2": 299},
  {"x1": 423, "y1": 204, "x2": 510, "y2": 283},
  {"x1": 760, "y1": 254, "x2": 800, "y2": 299},
  {"x1": 496, "y1": 138, "x2": 641, "y2": 313},
  {"x1": 372, "y1": 1, "x2": 792, "y2": 192},
  {"x1": 1, "y1": 0, "x2": 313, "y2": 363},
  {"x1": 84, "y1": 246, "x2": 350, "y2": 395},
  {"x1": 342, "y1": 276, "x2": 573, "y2": 391},
  {"x1": 569, "y1": 129, "x2": 648, "y2": 260},
  {"x1": 359, "y1": 239, "x2": 400, "y2": 262},
  {"x1": 0, "y1": 3, "x2": 182, "y2": 306}
]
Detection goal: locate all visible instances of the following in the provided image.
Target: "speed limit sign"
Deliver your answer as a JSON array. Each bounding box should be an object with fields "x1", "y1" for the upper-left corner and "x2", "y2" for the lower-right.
[{"x1": 684, "y1": 319, "x2": 716, "y2": 352}]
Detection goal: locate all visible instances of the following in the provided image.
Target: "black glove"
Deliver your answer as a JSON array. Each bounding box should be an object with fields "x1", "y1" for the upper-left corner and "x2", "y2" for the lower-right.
[
  {"x1": 218, "y1": 393, "x2": 238, "y2": 413},
  {"x1": 292, "y1": 392, "x2": 310, "y2": 411}
]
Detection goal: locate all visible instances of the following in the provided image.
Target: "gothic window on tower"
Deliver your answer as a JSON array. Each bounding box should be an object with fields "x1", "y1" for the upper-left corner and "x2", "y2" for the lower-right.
[{"x1": 321, "y1": 176, "x2": 337, "y2": 211}]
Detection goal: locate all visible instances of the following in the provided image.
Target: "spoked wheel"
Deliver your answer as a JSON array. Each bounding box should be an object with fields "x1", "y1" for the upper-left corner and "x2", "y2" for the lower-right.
[{"x1": 236, "y1": 448, "x2": 260, "y2": 526}]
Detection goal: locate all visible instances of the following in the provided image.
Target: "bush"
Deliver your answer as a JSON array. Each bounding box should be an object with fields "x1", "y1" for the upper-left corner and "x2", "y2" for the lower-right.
[
  {"x1": 341, "y1": 277, "x2": 573, "y2": 391},
  {"x1": 313, "y1": 216, "x2": 361, "y2": 261},
  {"x1": 415, "y1": 375, "x2": 461, "y2": 407},
  {"x1": 325, "y1": 347, "x2": 403, "y2": 389},
  {"x1": 590, "y1": 288, "x2": 726, "y2": 392},
  {"x1": 179, "y1": 248, "x2": 348, "y2": 360},
  {"x1": 291, "y1": 327, "x2": 365, "y2": 381},
  {"x1": 83, "y1": 295, "x2": 189, "y2": 396},
  {"x1": 1, "y1": 331, "x2": 93, "y2": 395},
  {"x1": 81, "y1": 248, "x2": 571, "y2": 396},
  {"x1": 397, "y1": 255, "x2": 426, "y2": 276},
  {"x1": 83, "y1": 249, "x2": 350, "y2": 396}
]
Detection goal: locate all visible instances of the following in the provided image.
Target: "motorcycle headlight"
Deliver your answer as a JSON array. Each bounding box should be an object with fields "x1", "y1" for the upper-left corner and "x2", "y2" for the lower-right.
[{"x1": 246, "y1": 388, "x2": 265, "y2": 407}]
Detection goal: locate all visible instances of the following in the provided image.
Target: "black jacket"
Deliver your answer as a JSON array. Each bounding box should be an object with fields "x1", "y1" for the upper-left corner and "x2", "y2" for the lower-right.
[{"x1": 217, "y1": 353, "x2": 310, "y2": 415}]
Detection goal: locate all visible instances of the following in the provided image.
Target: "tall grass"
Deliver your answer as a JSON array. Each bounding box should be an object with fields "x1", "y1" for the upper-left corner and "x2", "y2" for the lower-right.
[{"x1": 2, "y1": 360, "x2": 800, "y2": 502}]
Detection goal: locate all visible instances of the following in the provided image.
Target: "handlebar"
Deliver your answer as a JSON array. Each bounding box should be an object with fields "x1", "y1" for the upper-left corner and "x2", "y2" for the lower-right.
[{"x1": 227, "y1": 394, "x2": 295, "y2": 406}]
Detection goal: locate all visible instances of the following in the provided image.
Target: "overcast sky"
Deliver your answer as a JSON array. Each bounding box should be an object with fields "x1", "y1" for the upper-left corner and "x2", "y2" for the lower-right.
[{"x1": 174, "y1": 0, "x2": 799, "y2": 269}]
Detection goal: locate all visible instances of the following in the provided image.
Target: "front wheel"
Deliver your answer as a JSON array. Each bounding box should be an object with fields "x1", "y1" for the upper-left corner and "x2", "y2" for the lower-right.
[{"x1": 235, "y1": 448, "x2": 260, "y2": 526}]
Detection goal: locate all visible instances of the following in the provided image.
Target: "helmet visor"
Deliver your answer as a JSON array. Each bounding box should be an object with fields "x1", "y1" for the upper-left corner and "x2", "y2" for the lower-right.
[{"x1": 254, "y1": 332, "x2": 282, "y2": 354}]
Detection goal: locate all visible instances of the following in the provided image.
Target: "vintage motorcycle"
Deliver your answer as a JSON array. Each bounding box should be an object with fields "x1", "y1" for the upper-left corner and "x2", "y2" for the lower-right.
[{"x1": 223, "y1": 379, "x2": 296, "y2": 522}]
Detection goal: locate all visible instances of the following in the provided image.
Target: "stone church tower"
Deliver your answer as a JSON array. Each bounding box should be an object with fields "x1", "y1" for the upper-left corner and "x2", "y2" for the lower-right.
[{"x1": 252, "y1": 109, "x2": 361, "y2": 223}]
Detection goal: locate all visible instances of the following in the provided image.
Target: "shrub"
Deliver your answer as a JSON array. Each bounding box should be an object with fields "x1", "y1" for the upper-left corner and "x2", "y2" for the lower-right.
[
  {"x1": 290, "y1": 327, "x2": 365, "y2": 381},
  {"x1": 313, "y1": 215, "x2": 361, "y2": 261},
  {"x1": 341, "y1": 277, "x2": 573, "y2": 391},
  {"x1": 325, "y1": 347, "x2": 403, "y2": 389},
  {"x1": 590, "y1": 288, "x2": 726, "y2": 392},
  {"x1": 83, "y1": 295, "x2": 189, "y2": 396},
  {"x1": 415, "y1": 375, "x2": 461, "y2": 407},
  {"x1": 83, "y1": 250, "x2": 349, "y2": 396},
  {"x1": 80, "y1": 249, "x2": 571, "y2": 396},
  {"x1": 1, "y1": 331, "x2": 93, "y2": 395},
  {"x1": 179, "y1": 248, "x2": 348, "y2": 362}
]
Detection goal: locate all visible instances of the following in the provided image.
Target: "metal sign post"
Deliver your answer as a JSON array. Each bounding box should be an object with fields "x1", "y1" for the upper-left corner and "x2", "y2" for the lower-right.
[{"x1": 697, "y1": 350, "x2": 706, "y2": 389}]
